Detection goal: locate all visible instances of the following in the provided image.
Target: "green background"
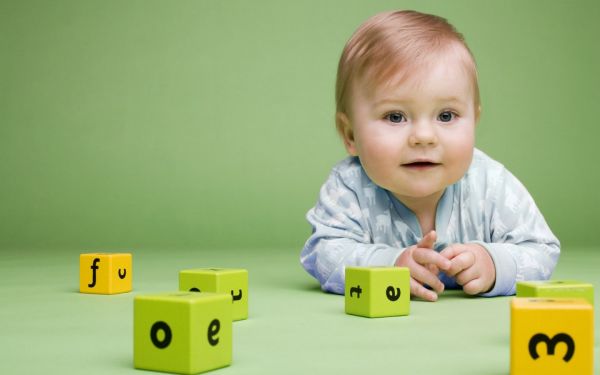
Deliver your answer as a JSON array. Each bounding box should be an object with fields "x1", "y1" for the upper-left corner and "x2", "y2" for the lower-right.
[{"x1": 2, "y1": 0, "x2": 600, "y2": 252}]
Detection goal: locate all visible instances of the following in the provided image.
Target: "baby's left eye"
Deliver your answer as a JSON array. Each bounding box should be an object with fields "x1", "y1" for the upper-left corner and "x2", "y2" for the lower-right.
[{"x1": 438, "y1": 111, "x2": 456, "y2": 122}]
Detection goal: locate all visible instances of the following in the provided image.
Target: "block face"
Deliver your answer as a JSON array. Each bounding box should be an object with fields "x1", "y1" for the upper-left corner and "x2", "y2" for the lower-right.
[
  {"x1": 516, "y1": 280, "x2": 594, "y2": 306},
  {"x1": 179, "y1": 268, "x2": 248, "y2": 321},
  {"x1": 345, "y1": 267, "x2": 409, "y2": 318},
  {"x1": 345, "y1": 268, "x2": 371, "y2": 317},
  {"x1": 510, "y1": 298, "x2": 594, "y2": 375},
  {"x1": 134, "y1": 292, "x2": 232, "y2": 375},
  {"x1": 79, "y1": 253, "x2": 132, "y2": 294}
]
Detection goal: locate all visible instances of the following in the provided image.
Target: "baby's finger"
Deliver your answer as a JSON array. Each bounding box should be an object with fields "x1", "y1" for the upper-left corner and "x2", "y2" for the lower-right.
[
  {"x1": 445, "y1": 251, "x2": 476, "y2": 277},
  {"x1": 410, "y1": 262, "x2": 445, "y2": 294},
  {"x1": 417, "y1": 230, "x2": 437, "y2": 249},
  {"x1": 427, "y1": 263, "x2": 440, "y2": 275},
  {"x1": 439, "y1": 244, "x2": 465, "y2": 260},
  {"x1": 410, "y1": 277, "x2": 438, "y2": 302},
  {"x1": 462, "y1": 278, "x2": 485, "y2": 295},
  {"x1": 413, "y1": 247, "x2": 451, "y2": 271},
  {"x1": 455, "y1": 265, "x2": 478, "y2": 286}
]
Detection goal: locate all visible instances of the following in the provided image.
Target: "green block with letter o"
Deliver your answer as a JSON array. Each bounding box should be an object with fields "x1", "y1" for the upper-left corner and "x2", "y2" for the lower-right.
[
  {"x1": 134, "y1": 292, "x2": 232, "y2": 374},
  {"x1": 345, "y1": 267, "x2": 410, "y2": 318}
]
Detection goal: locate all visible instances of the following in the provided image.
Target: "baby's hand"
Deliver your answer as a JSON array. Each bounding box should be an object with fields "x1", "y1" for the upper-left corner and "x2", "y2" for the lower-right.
[
  {"x1": 394, "y1": 231, "x2": 451, "y2": 302},
  {"x1": 439, "y1": 244, "x2": 496, "y2": 295}
]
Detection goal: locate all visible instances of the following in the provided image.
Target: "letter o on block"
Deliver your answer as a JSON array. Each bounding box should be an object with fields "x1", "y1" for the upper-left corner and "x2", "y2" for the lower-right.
[
  {"x1": 510, "y1": 298, "x2": 593, "y2": 375},
  {"x1": 345, "y1": 267, "x2": 410, "y2": 318},
  {"x1": 134, "y1": 292, "x2": 232, "y2": 374}
]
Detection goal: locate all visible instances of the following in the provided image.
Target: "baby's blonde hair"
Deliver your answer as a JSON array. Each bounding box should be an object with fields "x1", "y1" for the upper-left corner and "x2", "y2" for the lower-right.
[{"x1": 335, "y1": 10, "x2": 480, "y2": 125}]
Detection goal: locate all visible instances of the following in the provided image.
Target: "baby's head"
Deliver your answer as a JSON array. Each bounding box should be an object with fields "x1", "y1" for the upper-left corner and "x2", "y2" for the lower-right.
[{"x1": 334, "y1": 10, "x2": 481, "y2": 203}]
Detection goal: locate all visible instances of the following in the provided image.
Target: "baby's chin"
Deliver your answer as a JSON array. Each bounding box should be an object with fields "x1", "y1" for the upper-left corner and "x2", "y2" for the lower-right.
[{"x1": 388, "y1": 187, "x2": 447, "y2": 203}]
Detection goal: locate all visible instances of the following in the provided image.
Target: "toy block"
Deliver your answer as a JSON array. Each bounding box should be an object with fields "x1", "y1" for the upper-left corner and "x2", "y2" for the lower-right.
[
  {"x1": 79, "y1": 253, "x2": 132, "y2": 294},
  {"x1": 345, "y1": 267, "x2": 409, "y2": 318},
  {"x1": 517, "y1": 280, "x2": 594, "y2": 306},
  {"x1": 134, "y1": 292, "x2": 232, "y2": 374},
  {"x1": 179, "y1": 268, "x2": 248, "y2": 321},
  {"x1": 510, "y1": 298, "x2": 594, "y2": 375}
]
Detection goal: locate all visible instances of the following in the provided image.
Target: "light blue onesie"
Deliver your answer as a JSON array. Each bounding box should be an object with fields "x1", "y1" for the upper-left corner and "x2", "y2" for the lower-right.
[{"x1": 300, "y1": 149, "x2": 560, "y2": 296}]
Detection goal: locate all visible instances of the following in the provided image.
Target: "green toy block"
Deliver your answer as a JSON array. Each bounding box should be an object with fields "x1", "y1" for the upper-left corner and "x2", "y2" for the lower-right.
[
  {"x1": 179, "y1": 268, "x2": 248, "y2": 321},
  {"x1": 134, "y1": 292, "x2": 232, "y2": 374},
  {"x1": 345, "y1": 267, "x2": 410, "y2": 318},
  {"x1": 516, "y1": 280, "x2": 594, "y2": 306}
]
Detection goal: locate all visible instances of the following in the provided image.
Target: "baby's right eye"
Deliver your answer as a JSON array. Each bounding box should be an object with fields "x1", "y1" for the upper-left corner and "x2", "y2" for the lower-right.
[{"x1": 385, "y1": 112, "x2": 406, "y2": 123}]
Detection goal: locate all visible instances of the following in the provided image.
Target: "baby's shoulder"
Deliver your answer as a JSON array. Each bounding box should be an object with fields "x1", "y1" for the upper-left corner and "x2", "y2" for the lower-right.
[
  {"x1": 330, "y1": 157, "x2": 383, "y2": 196},
  {"x1": 330, "y1": 156, "x2": 370, "y2": 185},
  {"x1": 465, "y1": 148, "x2": 508, "y2": 183}
]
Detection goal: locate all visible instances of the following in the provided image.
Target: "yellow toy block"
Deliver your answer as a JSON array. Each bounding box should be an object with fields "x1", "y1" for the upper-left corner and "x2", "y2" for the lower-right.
[
  {"x1": 510, "y1": 298, "x2": 594, "y2": 375},
  {"x1": 179, "y1": 268, "x2": 248, "y2": 321},
  {"x1": 79, "y1": 253, "x2": 132, "y2": 294},
  {"x1": 134, "y1": 292, "x2": 232, "y2": 374}
]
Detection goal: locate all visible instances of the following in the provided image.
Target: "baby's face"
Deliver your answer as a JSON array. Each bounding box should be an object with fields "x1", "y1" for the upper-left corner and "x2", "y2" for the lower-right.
[{"x1": 343, "y1": 53, "x2": 477, "y2": 205}]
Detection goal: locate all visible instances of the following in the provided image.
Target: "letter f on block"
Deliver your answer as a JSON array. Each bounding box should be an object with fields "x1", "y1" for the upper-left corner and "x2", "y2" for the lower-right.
[{"x1": 88, "y1": 258, "x2": 100, "y2": 288}]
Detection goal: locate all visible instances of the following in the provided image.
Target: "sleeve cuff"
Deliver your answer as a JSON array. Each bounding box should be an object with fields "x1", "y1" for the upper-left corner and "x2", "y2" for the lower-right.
[
  {"x1": 366, "y1": 246, "x2": 404, "y2": 267},
  {"x1": 471, "y1": 241, "x2": 517, "y2": 297}
]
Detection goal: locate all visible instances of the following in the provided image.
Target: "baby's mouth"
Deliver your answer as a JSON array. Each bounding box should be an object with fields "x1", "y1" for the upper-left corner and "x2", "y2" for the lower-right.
[{"x1": 401, "y1": 161, "x2": 441, "y2": 169}]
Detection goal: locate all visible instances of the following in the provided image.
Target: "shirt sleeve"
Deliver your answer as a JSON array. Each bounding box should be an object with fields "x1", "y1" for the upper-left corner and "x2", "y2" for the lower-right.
[
  {"x1": 474, "y1": 166, "x2": 560, "y2": 297},
  {"x1": 300, "y1": 169, "x2": 402, "y2": 294}
]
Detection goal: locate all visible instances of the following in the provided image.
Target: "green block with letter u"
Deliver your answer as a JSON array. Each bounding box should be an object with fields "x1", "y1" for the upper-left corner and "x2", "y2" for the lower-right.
[
  {"x1": 345, "y1": 267, "x2": 410, "y2": 318},
  {"x1": 179, "y1": 268, "x2": 248, "y2": 321},
  {"x1": 516, "y1": 280, "x2": 594, "y2": 305},
  {"x1": 133, "y1": 292, "x2": 232, "y2": 374}
]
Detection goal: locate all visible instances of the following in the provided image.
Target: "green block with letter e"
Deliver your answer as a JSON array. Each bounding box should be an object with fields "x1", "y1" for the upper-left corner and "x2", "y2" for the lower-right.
[
  {"x1": 133, "y1": 292, "x2": 232, "y2": 374},
  {"x1": 345, "y1": 267, "x2": 410, "y2": 318}
]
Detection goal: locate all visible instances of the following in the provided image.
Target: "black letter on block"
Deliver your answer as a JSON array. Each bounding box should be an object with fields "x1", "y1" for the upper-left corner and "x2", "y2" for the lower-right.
[
  {"x1": 386, "y1": 286, "x2": 401, "y2": 301},
  {"x1": 88, "y1": 258, "x2": 100, "y2": 287},
  {"x1": 150, "y1": 321, "x2": 172, "y2": 349},
  {"x1": 528, "y1": 333, "x2": 575, "y2": 362},
  {"x1": 349, "y1": 285, "x2": 362, "y2": 298},
  {"x1": 208, "y1": 319, "x2": 220, "y2": 346},
  {"x1": 231, "y1": 289, "x2": 242, "y2": 302},
  {"x1": 118, "y1": 269, "x2": 127, "y2": 279},
  {"x1": 189, "y1": 287, "x2": 201, "y2": 292}
]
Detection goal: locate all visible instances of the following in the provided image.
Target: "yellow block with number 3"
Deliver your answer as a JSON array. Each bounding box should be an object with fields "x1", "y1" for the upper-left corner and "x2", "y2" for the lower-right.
[{"x1": 510, "y1": 298, "x2": 593, "y2": 375}]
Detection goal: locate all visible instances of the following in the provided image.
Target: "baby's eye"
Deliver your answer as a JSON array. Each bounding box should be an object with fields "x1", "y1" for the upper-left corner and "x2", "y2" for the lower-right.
[
  {"x1": 385, "y1": 112, "x2": 406, "y2": 123},
  {"x1": 438, "y1": 111, "x2": 456, "y2": 123}
]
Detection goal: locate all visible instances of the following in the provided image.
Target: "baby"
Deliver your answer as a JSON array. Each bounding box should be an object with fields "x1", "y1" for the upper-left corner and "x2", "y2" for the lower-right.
[{"x1": 300, "y1": 10, "x2": 560, "y2": 301}]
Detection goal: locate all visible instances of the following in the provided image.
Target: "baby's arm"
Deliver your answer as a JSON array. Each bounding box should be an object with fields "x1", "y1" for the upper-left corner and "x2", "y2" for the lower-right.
[
  {"x1": 300, "y1": 168, "x2": 450, "y2": 300},
  {"x1": 443, "y1": 167, "x2": 560, "y2": 297},
  {"x1": 300, "y1": 171, "x2": 401, "y2": 294}
]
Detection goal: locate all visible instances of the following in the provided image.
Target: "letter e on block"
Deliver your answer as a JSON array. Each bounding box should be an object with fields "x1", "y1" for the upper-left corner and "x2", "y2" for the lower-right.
[
  {"x1": 134, "y1": 292, "x2": 232, "y2": 374},
  {"x1": 345, "y1": 267, "x2": 409, "y2": 318},
  {"x1": 510, "y1": 298, "x2": 593, "y2": 375}
]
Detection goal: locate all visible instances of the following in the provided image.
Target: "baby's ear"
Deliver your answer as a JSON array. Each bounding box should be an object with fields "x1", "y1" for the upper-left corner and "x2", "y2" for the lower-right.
[
  {"x1": 336, "y1": 112, "x2": 358, "y2": 156},
  {"x1": 475, "y1": 105, "x2": 482, "y2": 124}
]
